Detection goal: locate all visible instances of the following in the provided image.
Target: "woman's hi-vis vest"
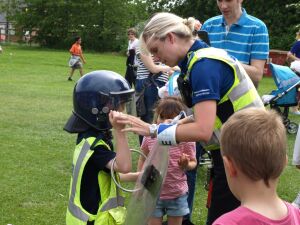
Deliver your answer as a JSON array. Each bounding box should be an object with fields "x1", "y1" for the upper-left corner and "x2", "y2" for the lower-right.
[
  {"x1": 66, "y1": 137, "x2": 126, "y2": 225},
  {"x1": 185, "y1": 47, "x2": 264, "y2": 150}
]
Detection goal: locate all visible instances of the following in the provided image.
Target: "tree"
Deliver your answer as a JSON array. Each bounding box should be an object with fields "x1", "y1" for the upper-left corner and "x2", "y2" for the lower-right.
[
  {"x1": 9, "y1": 0, "x2": 149, "y2": 51},
  {"x1": 4, "y1": 0, "x2": 300, "y2": 51}
]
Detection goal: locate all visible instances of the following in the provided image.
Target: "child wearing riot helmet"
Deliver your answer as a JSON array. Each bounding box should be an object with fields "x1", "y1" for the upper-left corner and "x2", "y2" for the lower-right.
[
  {"x1": 64, "y1": 70, "x2": 134, "y2": 225},
  {"x1": 213, "y1": 108, "x2": 300, "y2": 225}
]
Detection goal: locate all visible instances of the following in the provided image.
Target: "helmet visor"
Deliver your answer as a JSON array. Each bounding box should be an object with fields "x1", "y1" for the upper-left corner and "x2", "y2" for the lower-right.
[{"x1": 110, "y1": 89, "x2": 135, "y2": 110}]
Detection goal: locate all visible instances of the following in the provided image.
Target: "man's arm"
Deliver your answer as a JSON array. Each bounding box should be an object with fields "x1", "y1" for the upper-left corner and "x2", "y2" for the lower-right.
[
  {"x1": 287, "y1": 51, "x2": 300, "y2": 62},
  {"x1": 140, "y1": 53, "x2": 170, "y2": 74},
  {"x1": 241, "y1": 59, "x2": 266, "y2": 88}
]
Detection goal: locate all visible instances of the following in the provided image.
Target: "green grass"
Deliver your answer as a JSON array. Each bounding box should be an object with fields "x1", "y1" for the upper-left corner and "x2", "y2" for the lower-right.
[{"x1": 0, "y1": 44, "x2": 299, "y2": 225}]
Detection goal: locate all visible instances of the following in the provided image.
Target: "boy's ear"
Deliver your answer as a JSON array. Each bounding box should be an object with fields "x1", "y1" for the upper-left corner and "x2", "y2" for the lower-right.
[{"x1": 223, "y1": 156, "x2": 238, "y2": 177}]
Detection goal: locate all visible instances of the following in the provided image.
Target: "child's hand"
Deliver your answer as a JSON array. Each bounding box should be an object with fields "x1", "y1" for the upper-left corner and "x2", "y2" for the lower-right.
[
  {"x1": 178, "y1": 153, "x2": 190, "y2": 171},
  {"x1": 109, "y1": 110, "x2": 125, "y2": 130}
]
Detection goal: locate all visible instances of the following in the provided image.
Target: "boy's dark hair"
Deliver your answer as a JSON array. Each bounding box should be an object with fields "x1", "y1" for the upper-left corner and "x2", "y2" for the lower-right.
[
  {"x1": 154, "y1": 96, "x2": 187, "y2": 122},
  {"x1": 74, "y1": 36, "x2": 81, "y2": 42}
]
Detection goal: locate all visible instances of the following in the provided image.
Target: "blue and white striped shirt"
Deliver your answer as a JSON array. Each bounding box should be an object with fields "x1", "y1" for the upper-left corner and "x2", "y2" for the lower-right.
[
  {"x1": 201, "y1": 9, "x2": 269, "y2": 64},
  {"x1": 135, "y1": 46, "x2": 168, "y2": 83}
]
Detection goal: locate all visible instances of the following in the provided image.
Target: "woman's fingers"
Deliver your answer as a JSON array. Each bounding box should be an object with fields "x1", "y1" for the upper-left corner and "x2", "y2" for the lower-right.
[{"x1": 111, "y1": 112, "x2": 151, "y2": 136}]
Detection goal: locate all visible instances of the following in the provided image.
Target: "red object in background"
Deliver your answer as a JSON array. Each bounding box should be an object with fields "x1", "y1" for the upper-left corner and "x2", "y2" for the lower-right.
[
  {"x1": 0, "y1": 34, "x2": 5, "y2": 41},
  {"x1": 264, "y1": 50, "x2": 288, "y2": 77}
]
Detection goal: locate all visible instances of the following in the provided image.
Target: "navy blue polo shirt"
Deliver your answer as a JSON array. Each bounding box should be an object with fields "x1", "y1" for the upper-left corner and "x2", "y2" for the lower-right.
[
  {"x1": 178, "y1": 40, "x2": 234, "y2": 105},
  {"x1": 290, "y1": 41, "x2": 300, "y2": 58}
]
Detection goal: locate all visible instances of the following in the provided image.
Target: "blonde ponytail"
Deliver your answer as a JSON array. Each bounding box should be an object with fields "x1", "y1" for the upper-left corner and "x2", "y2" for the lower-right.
[{"x1": 140, "y1": 12, "x2": 195, "y2": 53}]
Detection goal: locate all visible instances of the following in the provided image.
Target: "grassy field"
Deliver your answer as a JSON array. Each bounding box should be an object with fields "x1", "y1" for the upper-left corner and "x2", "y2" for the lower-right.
[{"x1": 0, "y1": 44, "x2": 299, "y2": 225}]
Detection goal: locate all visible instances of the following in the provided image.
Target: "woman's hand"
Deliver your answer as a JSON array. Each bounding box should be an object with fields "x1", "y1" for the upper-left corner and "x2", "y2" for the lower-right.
[{"x1": 115, "y1": 113, "x2": 151, "y2": 136}]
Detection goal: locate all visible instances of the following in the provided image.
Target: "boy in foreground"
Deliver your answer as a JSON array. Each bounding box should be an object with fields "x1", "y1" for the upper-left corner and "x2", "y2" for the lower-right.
[{"x1": 214, "y1": 108, "x2": 300, "y2": 225}]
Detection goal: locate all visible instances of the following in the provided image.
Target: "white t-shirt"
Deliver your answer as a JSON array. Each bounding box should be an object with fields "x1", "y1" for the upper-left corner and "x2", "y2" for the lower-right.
[
  {"x1": 291, "y1": 60, "x2": 300, "y2": 74},
  {"x1": 128, "y1": 38, "x2": 139, "y2": 51},
  {"x1": 128, "y1": 38, "x2": 139, "y2": 66}
]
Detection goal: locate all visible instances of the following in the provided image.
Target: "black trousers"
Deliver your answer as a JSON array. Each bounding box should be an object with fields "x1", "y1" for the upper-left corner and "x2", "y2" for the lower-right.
[{"x1": 206, "y1": 149, "x2": 240, "y2": 225}]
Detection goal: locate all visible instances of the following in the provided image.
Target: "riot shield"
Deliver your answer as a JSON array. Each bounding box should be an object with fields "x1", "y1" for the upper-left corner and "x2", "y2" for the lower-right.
[{"x1": 124, "y1": 141, "x2": 169, "y2": 225}]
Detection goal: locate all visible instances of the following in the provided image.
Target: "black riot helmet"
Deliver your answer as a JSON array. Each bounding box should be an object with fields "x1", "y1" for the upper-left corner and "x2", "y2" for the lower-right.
[{"x1": 64, "y1": 70, "x2": 134, "y2": 133}]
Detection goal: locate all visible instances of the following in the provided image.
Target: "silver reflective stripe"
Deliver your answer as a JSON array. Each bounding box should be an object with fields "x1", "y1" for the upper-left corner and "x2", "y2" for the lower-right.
[
  {"x1": 68, "y1": 201, "x2": 89, "y2": 222},
  {"x1": 196, "y1": 47, "x2": 229, "y2": 60},
  {"x1": 234, "y1": 61, "x2": 247, "y2": 81},
  {"x1": 100, "y1": 196, "x2": 125, "y2": 212},
  {"x1": 68, "y1": 141, "x2": 91, "y2": 221},
  {"x1": 228, "y1": 78, "x2": 251, "y2": 101},
  {"x1": 195, "y1": 48, "x2": 245, "y2": 82},
  {"x1": 239, "y1": 97, "x2": 264, "y2": 109}
]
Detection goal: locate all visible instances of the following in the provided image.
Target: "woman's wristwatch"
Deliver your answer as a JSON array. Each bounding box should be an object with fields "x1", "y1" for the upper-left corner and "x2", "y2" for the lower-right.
[{"x1": 149, "y1": 124, "x2": 158, "y2": 138}]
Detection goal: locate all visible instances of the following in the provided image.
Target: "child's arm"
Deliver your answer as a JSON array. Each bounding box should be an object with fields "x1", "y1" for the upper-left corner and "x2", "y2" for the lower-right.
[
  {"x1": 119, "y1": 140, "x2": 149, "y2": 182},
  {"x1": 80, "y1": 52, "x2": 86, "y2": 64},
  {"x1": 178, "y1": 142, "x2": 197, "y2": 171},
  {"x1": 108, "y1": 110, "x2": 132, "y2": 173},
  {"x1": 119, "y1": 172, "x2": 141, "y2": 182},
  {"x1": 137, "y1": 138, "x2": 150, "y2": 171}
]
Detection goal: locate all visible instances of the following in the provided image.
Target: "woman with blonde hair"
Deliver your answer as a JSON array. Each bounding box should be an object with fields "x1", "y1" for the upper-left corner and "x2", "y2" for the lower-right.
[{"x1": 116, "y1": 12, "x2": 263, "y2": 225}]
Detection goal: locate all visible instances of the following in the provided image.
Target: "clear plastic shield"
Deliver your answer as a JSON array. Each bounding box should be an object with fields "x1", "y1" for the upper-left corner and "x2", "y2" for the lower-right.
[{"x1": 124, "y1": 142, "x2": 169, "y2": 225}]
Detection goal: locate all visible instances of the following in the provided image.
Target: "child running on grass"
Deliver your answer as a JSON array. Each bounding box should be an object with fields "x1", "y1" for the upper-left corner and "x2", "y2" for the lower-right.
[
  {"x1": 137, "y1": 96, "x2": 197, "y2": 225},
  {"x1": 213, "y1": 108, "x2": 300, "y2": 225},
  {"x1": 67, "y1": 36, "x2": 86, "y2": 81}
]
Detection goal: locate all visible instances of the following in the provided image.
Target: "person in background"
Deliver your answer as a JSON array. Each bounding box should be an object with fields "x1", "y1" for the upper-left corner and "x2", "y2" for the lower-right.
[
  {"x1": 125, "y1": 28, "x2": 139, "y2": 88},
  {"x1": 138, "y1": 96, "x2": 197, "y2": 225},
  {"x1": 67, "y1": 36, "x2": 86, "y2": 81},
  {"x1": 287, "y1": 30, "x2": 300, "y2": 114},
  {"x1": 135, "y1": 43, "x2": 171, "y2": 144},
  {"x1": 115, "y1": 12, "x2": 264, "y2": 225},
  {"x1": 213, "y1": 108, "x2": 300, "y2": 225},
  {"x1": 201, "y1": 0, "x2": 269, "y2": 88},
  {"x1": 287, "y1": 30, "x2": 300, "y2": 64},
  {"x1": 64, "y1": 70, "x2": 134, "y2": 225}
]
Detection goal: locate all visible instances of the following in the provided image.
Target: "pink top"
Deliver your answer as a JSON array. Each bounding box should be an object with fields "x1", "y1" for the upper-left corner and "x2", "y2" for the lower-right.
[
  {"x1": 213, "y1": 202, "x2": 300, "y2": 225},
  {"x1": 141, "y1": 136, "x2": 196, "y2": 200}
]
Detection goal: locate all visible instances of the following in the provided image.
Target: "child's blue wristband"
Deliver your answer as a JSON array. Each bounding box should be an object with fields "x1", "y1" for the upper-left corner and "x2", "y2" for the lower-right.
[{"x1": 157, "y1": 123, "x2": 178, "y2": 146}]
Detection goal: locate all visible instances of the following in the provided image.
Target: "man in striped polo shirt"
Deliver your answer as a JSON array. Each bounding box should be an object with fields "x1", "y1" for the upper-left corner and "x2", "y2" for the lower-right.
[{"x1": 201, "y1": 0, "x2": 269, "y2": 88}]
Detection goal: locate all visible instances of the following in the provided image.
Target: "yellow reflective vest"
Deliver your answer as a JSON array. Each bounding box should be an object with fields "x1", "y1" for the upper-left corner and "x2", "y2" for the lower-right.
[
  {"x1": 66, "y1": 137, "x2": 126, "y2": 225},
  {"x1": 185, "y1": 47, "x2": 264, "y2": 150}
]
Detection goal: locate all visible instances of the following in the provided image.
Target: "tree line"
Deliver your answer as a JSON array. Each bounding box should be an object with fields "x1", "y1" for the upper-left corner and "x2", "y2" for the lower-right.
[{"x1": 1, "y1": 0, "x2": 299, "y2": 52}]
